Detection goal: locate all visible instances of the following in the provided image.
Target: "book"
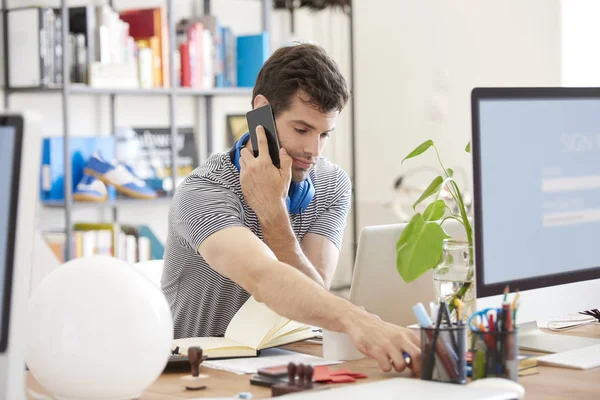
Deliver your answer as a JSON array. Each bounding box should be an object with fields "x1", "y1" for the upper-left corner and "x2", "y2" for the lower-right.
[
  {"x1": 236, "y1": 31, "x2": 269, "y2": 87},
  {"x1": 114, "y1": 126, "x2": 198, "y2": 195},
  {"x1": 172, "y1": 297, "x2": 318, "y2": 359}
]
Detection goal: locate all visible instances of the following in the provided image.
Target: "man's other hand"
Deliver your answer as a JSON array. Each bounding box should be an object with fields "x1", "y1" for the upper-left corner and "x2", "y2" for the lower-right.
[
  {"x1": 344, "y1": 310, "x2": 422, "y2": 375},
  {"x1": 239, "y1": 125, "x2": 293, "y2": 218}
]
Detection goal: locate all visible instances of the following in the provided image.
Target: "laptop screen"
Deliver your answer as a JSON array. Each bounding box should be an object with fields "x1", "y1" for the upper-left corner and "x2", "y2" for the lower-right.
[{"x1": 0, "y1": 125, "x2": 19, "y2": 351}]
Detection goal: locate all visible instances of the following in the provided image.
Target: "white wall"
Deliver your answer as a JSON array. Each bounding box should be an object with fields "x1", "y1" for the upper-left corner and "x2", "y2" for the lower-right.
[
  {"x1": 560, "y1": 0, "x2": 600, "y2": 86},
  {"x1": 2, "y1": 0, "x2": 355, "y2": 286},
  {"x1": 352, "y1": 0, "x2": 563, "y2": 231}
]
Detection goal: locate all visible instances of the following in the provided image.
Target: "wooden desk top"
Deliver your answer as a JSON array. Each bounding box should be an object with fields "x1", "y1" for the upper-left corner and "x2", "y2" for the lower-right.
[{"x1": 26, "y1": 324, "x2": 600, "y2": 400}]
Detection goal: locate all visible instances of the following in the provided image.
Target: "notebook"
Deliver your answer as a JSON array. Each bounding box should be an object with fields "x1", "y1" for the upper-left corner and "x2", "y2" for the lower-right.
[{"x1": 172, "y1": 296, "x2": 318, "y2": 359}]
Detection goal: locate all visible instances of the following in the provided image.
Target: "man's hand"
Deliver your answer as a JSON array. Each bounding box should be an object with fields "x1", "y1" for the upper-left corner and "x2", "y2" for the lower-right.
[
  {"x1": 239, "y1": 125, "x2": 293, "y2": 220},
  {"x1": 344, "y1": 309, "x2": 422, "y2": 375}
]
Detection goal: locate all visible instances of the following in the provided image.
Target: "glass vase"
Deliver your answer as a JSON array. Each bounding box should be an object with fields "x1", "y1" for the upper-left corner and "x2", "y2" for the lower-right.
[{"x1": 433, "y1": 239, "x2": 475, "y2": 323}]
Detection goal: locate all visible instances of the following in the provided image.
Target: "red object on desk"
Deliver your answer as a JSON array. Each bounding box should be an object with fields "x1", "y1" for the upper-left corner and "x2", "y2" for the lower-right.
[{"x1": 312, "y1": 366, "x2": 367, "y2": 383}]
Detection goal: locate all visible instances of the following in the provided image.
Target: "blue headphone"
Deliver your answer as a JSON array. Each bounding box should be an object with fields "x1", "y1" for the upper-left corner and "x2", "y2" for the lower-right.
[{"x1": 229, "y1": 132, "x2": 314, "y2": 214}]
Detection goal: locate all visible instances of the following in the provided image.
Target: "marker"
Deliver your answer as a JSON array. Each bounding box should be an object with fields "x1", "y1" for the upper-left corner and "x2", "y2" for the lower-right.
[{"x1": 412, "y1": 303, "x2": 434, "y2": 328}]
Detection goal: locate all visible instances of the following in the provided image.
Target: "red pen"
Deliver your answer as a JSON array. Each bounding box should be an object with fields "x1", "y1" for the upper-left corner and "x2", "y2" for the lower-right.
[{"x1": 488, "y1": 313, "x2": 496, "y2": 349}]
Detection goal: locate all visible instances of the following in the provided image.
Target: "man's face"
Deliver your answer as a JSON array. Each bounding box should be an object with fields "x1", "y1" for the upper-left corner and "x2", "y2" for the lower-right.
[{"x1": 273, "y1": 91, "x2": 339, "y2": 182}]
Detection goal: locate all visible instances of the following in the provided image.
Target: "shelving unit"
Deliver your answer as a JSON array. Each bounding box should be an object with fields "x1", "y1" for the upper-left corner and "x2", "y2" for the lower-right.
[
  {"x1": 6, "y1": 86, "x2": 254, "y2": 97},
  {"x1": 1, "y1": 0, "x2": 272, "y2": 260}
]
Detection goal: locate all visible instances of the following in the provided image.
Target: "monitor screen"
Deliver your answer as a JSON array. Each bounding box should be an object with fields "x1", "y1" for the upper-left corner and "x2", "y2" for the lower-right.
[
  {"x1": 0, "y1": 125, "x2": 19, "y2": 351},
  {"x1": 473, "y1": 89, "x2": 600, "y2": 295}
]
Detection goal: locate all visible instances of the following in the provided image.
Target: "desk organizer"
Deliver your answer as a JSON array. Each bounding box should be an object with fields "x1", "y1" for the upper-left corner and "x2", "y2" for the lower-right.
[
  {"x1": 420, "y1": 323, "x2": 467, "y2": 384},
  {"x1": 470, "y1": 329, "x2": 518, "y2": 382}
]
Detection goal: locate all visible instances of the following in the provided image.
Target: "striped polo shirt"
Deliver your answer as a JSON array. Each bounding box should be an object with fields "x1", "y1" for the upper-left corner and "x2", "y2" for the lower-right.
[{"x1": 161, "y1": 150, "x2": 352, "y2": 339}]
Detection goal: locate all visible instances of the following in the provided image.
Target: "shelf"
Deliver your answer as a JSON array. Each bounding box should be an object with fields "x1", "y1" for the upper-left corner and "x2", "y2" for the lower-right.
[
  {"x1": 6, "y1": 86, "x2": 253, "y2": 97},
  {"x1": 69, "y1": 86, "x2": 171, "y2": 96},
  {"x1": 175, "y1": 87, "x2": 253, "y2": 96},
  {"x1": 41, "y1": 197, "x2": 174, "y2": 208}
]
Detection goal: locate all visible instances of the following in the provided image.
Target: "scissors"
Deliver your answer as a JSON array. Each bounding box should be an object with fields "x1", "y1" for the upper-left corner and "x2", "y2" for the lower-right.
[{"x1": 467, "y1": 307, "x2": 497, "y2": 332}]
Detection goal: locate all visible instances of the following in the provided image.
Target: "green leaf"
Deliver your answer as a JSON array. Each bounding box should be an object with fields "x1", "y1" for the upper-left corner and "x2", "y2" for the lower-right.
[
  {"x1": 396, "y1": 213, "x2": 421, "y2": 252},
  {"x1": 446, "y1": 168, "x2": 454, "y2": 177},
  {"x1": 396, "y1": 214, "x2": 450, "y2": 282},
  {"x1": 402, "y1": 140, "x2": 433, "y2": 164},
  {"x1": 412, "y1": 175, "x2": 443, "y2": 209},
  {"x1": 465, "y1": 142, "x2": 471, "y2": 153},
  {"x1": 423, "y1": 200, "x2": 446, "y2": 221}
]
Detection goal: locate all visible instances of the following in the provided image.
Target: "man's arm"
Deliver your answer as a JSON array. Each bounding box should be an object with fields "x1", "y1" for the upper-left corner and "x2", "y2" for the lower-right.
[
  {"x1": 299, "y1": 170, "x2": 353, "y2": 289},
  {"x1": 198, "y1": 225, "x2": 422, "y2": 375},
  {"x1": 300, "y1": 233, "x2": 339, "y2": 288},
  {"x1": 259, "y1": 206, "x2": 327, "y2": 288}
]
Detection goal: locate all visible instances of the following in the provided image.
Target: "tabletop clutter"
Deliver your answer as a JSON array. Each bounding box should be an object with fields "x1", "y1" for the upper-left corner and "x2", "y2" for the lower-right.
[{"x1": 176, "y1": 288, "x2": 523, "y2": 396}]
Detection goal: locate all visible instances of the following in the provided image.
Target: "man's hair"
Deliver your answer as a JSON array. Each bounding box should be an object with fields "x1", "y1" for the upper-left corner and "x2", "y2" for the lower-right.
[{"x1": 252, "y1": 42, "x2": 350, "y2": 116}]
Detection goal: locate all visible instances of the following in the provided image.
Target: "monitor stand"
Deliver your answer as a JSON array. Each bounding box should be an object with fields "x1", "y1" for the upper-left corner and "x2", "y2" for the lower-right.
[{"x1": 517, "y1": 321, "x2": 600, "y2": 353}]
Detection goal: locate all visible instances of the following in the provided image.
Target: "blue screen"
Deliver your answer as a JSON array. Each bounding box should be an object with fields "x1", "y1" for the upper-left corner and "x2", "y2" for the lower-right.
[
  {"x1": 0, "y1": 127, "x2": 16, "y2": 338},
  {"x1": 478, "y1": 98, "x2": 600, "y2": 284}
]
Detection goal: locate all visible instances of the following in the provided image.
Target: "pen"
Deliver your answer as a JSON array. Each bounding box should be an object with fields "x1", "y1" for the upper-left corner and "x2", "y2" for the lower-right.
[
  {"x1": 454, "y1": 298, "x2": 463, "y2": 322},
  {"x1": 403, "y1": 352, "x2": 411, "y2": 366},
  {"x1": 512, "y1": 290, "x2": 520, "y2": 324}
]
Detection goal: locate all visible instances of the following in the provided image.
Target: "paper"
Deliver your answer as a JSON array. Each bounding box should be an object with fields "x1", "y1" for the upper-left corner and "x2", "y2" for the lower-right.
[
  {"x1": 537, "y1": 314, "x2": 596, "y2": 330},
  {"x1": 202, "y1": 348, "x2": 342, "y2": 375}
]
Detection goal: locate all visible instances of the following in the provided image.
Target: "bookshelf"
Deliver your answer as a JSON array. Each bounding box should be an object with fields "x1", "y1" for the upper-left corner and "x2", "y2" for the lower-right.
[
  {"x1": 1, "y1": 0, "x2": 272, "y2": 261},
  {"x1": 7, "y1": 86, "x2": 254, "y2": 96}
]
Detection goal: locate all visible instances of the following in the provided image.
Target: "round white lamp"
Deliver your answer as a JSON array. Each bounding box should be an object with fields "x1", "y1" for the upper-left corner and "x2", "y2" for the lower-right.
[{"x1": 26, "y1": 256, "x2": 174, "y2": 400}]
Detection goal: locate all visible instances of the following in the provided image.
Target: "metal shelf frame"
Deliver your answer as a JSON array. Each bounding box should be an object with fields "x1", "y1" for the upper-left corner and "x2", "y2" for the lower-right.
[{"x1": 1, "y1": 0, "x2": 272, "y2": 261}]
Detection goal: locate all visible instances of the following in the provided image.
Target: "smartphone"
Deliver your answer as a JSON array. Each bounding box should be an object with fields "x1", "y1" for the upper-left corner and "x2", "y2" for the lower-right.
[{"x1": 245, "y1": 104, "x2": 281, "y2": 168}]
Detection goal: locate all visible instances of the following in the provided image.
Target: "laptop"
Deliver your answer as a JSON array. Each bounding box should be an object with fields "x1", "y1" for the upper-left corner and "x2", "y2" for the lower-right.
[{"x1": 348, "y1": 219, "x2": 466, "y2": 327}]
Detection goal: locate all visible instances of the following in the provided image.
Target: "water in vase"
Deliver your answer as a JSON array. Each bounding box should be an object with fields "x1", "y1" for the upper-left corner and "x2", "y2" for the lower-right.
[{"x1": 433, "y1": 263, "x2": 474, "y2": 320}]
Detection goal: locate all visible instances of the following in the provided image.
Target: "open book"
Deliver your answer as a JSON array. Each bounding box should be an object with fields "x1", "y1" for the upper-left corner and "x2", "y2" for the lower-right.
[{"x1": 172, "y1": 296, "x2": 319, "y2": 359}]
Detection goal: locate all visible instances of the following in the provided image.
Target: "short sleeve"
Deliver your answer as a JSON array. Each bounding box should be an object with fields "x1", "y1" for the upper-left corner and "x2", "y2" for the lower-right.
[
  {"x1": 306, "y1": 170, "x2": 352, "y2": 250},
  {"x1": 172, "y1": 178, "x2": 245, "y2": 251}
]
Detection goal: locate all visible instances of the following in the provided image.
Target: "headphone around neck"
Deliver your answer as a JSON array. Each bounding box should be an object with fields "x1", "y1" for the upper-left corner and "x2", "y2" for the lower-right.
[{"x1": 229, "y1": 132, "x2": 314, "y2": 214}]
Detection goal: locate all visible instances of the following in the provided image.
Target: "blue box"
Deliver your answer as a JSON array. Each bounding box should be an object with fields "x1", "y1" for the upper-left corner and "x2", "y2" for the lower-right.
[
  {"x1": 40, "y1": 136, "x2": 117, "y2": 202},
  {"x1": 236, "y1": 32, "x2": 269, "y2": 87}
]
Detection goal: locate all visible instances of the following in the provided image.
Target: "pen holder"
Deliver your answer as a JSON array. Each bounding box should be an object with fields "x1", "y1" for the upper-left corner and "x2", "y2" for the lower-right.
[
  {"x1": 470, "y1": 329, "x2": 518, "y2": 382},
  {"x1": 420, "y1": 323, "x2": 466, "y2": 384}
]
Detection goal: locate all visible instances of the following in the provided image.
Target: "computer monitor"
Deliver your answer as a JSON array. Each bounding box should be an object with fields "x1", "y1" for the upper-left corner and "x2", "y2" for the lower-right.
[
  {"x1": 349, "y1": 219, "x2": 466, "y2": 327},
  {"x1": 0, "y1": 112, "x2": 41, "y2": 399},
  {"x1": 471, "y1": 87, "x2": 600, "y2": 353}
]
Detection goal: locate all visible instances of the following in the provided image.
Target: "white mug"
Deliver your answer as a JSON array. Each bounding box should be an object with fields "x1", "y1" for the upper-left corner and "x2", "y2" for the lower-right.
[{"x1": 322, "y1": 329, "x2": 365, "y2": 361}]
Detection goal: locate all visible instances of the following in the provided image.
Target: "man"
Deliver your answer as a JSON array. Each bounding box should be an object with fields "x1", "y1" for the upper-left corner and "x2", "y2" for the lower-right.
[{"x1": 162, "y1": 43, "x2": 421, "y2": 374}]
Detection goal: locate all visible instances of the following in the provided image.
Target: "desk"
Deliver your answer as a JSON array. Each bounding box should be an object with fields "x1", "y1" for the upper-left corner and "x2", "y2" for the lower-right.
[{"x1": 26, "y1": 324, "x2": 600, "y2": 400}]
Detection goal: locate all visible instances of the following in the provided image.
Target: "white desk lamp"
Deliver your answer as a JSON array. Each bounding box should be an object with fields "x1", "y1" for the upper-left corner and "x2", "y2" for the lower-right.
[{"x1": 26, "y1": 255, "x2": 173, "y2": 400}]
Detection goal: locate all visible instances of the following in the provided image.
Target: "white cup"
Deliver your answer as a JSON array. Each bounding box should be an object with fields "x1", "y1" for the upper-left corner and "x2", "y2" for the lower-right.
[{"x1": 322, "y1": 329, "x2": 365, "y2": 361}]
